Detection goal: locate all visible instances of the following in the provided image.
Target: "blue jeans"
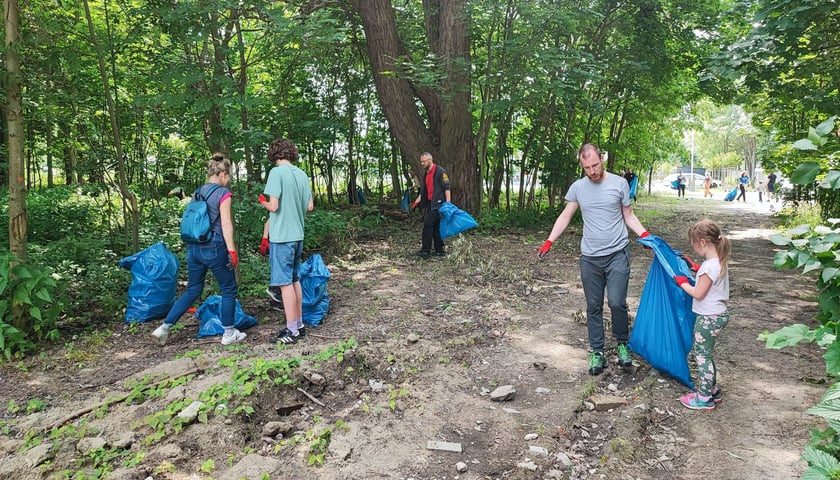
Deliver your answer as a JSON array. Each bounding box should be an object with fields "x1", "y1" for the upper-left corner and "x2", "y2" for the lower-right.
[
  {"x1": 163, "y1": 238, "x2": 237, "y2": 328},
  {"x1": 580, "y1": 246, "x2": 630, "y2": 352},
  {"x1": 269, "y1": 240, "x2": 303, "y2": 286}
]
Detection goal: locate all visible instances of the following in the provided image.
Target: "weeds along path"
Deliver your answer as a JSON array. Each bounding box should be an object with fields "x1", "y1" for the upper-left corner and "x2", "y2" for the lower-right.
[{"x1": 0, "y1": 196, "x2": 826, "y2": 480}]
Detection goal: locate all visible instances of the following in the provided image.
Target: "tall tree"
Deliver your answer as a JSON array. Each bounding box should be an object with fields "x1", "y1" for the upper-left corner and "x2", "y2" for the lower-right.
[
  {"x1": 348, "y1": 0, "x2": 479, "y2": 213},
  {"x1": 5, "y1": 0, "x2": 27, "y2": 259}
]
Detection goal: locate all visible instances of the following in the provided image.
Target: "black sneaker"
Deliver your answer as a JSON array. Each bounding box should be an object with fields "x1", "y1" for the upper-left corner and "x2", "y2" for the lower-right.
[
  {"x1": 276, "y1": 327, "x2": 300, "y2": 345},
  {"x1": 416, "y1": 251, "x2": 430, "y2": 259},
  {"x1": 588, "y1": 351, "x2": 606, "y2": 375},
  {"x1": 269, "y1": 298, "x2": 284, "y2": 312},
  {"x1": 266, "y1": 286, "x2": 282, "y2": 303},
  {"x1": 297, "y1": 325, "x2": 307, "y2": 337},
  {"x1": 433, "y1": 251, "x2": 445, "y2": 257}
]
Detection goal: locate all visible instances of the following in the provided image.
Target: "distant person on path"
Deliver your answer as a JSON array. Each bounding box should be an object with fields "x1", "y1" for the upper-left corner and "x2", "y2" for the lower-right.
[
  {"x1": 259, "y1": 138, "x2": 314, "y2": 345},
  {"x1": 767, "y1": 172, "x2": 777, "y2": 201},
  {"x1": 757, "y1": 181, "x2": 764, "y2": 202},
  {"x1": 677, "y1": 172, "x2": 687, "y2": 199},
  {"x1": 537, "y1": 143, "x2": 650, "y2": 376},
  {"x1": 703, "y1": 173, "x2": 712, "y2": 198},
  {"x1": 737, "y1": 171, "x2": 749, "y2": 202},
  {"x1": 152, "y1": 153, "x2": 246, "y2": 347},
  {"x1": 674, "y1": 219, "x2": 731, "y2": 410},
  {"x1": 623, "y1": 168, "x2": 638, "y2": 202},
  {"x1": 411, "y1": 152, "x2": 451, "y2": 258}
]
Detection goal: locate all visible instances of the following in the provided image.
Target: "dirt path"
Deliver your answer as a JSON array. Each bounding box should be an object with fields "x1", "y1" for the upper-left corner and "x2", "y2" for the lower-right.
[{"x1": 0, "y1": 195, "x2": 826, "y2": 480}]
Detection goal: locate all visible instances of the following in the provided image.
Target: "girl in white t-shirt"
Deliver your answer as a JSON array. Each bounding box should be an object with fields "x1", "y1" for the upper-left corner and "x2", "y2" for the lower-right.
[{"x1": 675, "y1": 219, "x2": 731, "y2": 410}]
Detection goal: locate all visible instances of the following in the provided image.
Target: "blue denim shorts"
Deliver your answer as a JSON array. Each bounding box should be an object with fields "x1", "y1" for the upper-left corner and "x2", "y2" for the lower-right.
[{"x1": 269, "y1": 240, "x2": 303, "y2": 286}]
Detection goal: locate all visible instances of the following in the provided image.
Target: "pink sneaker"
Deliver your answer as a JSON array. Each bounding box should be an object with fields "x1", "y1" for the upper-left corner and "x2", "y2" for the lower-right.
[{"x1": 679, "y1": 392, "x2": 715, "y2": 410}]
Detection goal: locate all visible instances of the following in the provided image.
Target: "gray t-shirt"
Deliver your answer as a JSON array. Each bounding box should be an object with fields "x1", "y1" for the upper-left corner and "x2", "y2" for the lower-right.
[{"x1": 565, "y1": 172, "x2": 631, "y2": 257}]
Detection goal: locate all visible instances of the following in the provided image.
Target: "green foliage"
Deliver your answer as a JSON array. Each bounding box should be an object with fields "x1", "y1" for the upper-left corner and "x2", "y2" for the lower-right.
[
  {"x1": 0, "y1": 253, "x2": 62, "y2": 360},
  {"x1": 763, "y1": 119, "x2": 840, "y2": 479},
  {"x1": 479, "y1": 206, "x2": 563, "y2": 230},
  {"x1": 303, "y1": 210, "x2": 350, "y2": 253}
]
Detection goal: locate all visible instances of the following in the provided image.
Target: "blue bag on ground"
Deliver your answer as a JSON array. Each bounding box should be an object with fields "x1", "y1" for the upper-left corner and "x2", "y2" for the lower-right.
[
  {"x1": 195, "y1": 295, "x2": 258, "y2": 338},
  {"x1": 629, "y1": 235, "x2": 696, "y2": 389},
  {"x1": 119, "y1": 242, "x2": 178, "y2": 323},
  {"x1": 724, "y1": 187, "x2": 737, "y2": 201},
  {"x1": 300, "y1": 254, "x2": 330, "y2": 327},
  {"x1": 438, "y1": 201, "x2": 478, "y2": 239}
]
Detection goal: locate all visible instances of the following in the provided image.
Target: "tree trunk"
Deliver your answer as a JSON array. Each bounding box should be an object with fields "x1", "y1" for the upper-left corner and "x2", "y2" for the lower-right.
[
  {"x1": 6, "y1": 0, "x2": 27, "y2": 263},
  {"x1": 349, "y1": 0, "x2": 479, "y2": 213}
]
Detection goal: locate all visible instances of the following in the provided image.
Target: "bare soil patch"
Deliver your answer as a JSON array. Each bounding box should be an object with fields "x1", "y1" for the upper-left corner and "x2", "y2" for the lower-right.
[{"x1": 0, "y1": 195, "x2": 826, "y2": 480}]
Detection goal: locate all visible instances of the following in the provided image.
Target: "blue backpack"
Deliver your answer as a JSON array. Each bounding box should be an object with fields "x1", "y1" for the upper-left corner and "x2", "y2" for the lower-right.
[{"x1": 180, "y1": 184, "x2": 222, "y2": 243}]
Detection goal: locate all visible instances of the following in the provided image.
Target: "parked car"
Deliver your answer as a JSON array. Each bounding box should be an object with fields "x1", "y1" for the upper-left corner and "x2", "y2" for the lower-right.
[{"x1": 663, "y1": 173, "x2": 720, "y2": 189}]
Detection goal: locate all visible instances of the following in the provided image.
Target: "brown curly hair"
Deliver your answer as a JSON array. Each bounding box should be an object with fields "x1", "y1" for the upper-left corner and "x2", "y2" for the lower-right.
[{"x1": 267, "y1": 138, "x2": 298, "y2": 163}]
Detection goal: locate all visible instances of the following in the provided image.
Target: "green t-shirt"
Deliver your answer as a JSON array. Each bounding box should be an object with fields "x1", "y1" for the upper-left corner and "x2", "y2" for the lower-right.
[{"x1": 264, "y1": 164, "x2": 311, "y2": 243}]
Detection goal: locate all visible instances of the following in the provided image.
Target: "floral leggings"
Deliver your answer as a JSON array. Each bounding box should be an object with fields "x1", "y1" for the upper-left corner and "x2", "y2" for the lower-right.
[{"x1": 693, "y1": 311, "x2": 730, "y2": 397}]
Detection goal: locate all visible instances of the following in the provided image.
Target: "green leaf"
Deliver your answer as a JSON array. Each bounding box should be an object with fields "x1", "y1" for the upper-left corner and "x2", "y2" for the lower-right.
[
  {"x1": 815, "y1": 117, "x2": 837, "y2": 137},
  {"x1": 769, "y1": 233, "x2": 792, "y2": 246},
  {"x1": 763, "y1": 324, "x2": 814, "y2": 349},
  {"x1": 803, "y1": 258, "x2": 823, "y2": 274},
  {"x1": 822, "y1": 171, "x2": 840, "y2": 190},
  {"x1": 29, "y1": 306, "x2": 42, "y2": 321},
  {"x1": 802, "y1": 445, "x2": 840, "y2": 479},
  {"x1": 822, "y1": 268, "x2": 840, "y2": 284},
  {"x1": 826, "y1": 343, "x2": 840, "y2": 376},
  {"x1": 792, "y1": 139, "x2": 818, "y2": 151},
  {"x1": 807, "y1": 399, "x2": 840, "y2": 422},
  {"x1": 820, "y1": 382, "x2": 840, "y2": 403},
  {"x1": 791, "y1": 224, "x2": 815, "y2": 236},
  {"x1": 774, "y1": 251, "x2": 793, "y2": 269},
  {"x1": 791, "y1": 162, "x2": 821, "y2": 184}
]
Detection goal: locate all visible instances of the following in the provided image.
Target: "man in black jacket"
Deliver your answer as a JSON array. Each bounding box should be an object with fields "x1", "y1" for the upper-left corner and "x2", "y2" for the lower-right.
[{"x1": 411, "y1": 152, "x2": 451, "y2": 258}]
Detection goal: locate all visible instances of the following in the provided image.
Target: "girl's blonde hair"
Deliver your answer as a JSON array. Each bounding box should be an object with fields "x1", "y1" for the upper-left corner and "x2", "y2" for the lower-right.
[
  {"x1": 207, "y1": 152, "x2": 230, "y2": 177},
  {"x1": 688, "y1": 219, "x2": 730, "y2": 275}
]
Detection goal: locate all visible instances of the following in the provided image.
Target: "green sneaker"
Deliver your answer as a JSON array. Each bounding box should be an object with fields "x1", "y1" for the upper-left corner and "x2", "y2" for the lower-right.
[
  {"x1": 617, "y1": 343, "x2": 632, "y2": 368},
  {"x1": 589, "y1": 351, "x2": 606, "y2": 375}
]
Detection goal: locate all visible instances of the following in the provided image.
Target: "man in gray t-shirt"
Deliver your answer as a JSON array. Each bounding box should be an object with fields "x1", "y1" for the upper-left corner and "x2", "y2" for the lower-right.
[{"x1": 536, "y1": 143, "x2": 650, "y2": 376}]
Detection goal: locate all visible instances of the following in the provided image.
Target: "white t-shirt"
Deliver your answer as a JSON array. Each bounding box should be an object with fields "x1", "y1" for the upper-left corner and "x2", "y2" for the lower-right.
[{"x1": 693, "y1": 257, "x2": 729, "y2": 316}]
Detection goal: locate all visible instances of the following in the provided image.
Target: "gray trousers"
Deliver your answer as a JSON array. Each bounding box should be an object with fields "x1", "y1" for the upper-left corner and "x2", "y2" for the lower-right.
[{"x1": 580, "y1": 246, "x2": 630, "y2": 352}]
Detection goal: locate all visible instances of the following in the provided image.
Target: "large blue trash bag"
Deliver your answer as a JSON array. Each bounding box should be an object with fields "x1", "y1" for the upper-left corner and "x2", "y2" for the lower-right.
[
  {"x1": 300, "y1": 254, "x2": 330, "y2": 327},
  {"x1": 195, "y1": 295, "x2": 258, "y2": 338},
  {"x1": 119, "y1": 242, "x2": 178, "y2": 323},
  {"x1": 724, "y1": 187, "x2": 738, "y2": 201},
  {"x1": 438, "y1": 201, "x2": 478, "y2": 239},
  {"x1": 629, "y1": 176, "x2": 639, "y2": 200},
  {"x1": 400, "y1": 191, "x2": 411, "y2": 212},
  {"x1": 629, "y1": 235, "x2": 697, "y2": 388}
]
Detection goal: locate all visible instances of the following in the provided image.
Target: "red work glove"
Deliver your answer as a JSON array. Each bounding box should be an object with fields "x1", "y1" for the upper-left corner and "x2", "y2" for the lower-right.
[
  {"x1": 411, "y1": 200, "x2": 419, "y2": 210},
  {"x1": 674, "y1": 275, "x2": 689, "y2": 287},
  {"x1": 639, "y1": 231, "x2": 652, "y2": 250},
  {"x1": 228, "y1": 250, "x2": 239, "y2": 269},
  {"x1": 259, "y1": 237, "x2": 269, "y2": 256},
  {"x1": 537, "y1": 240, "x2": 553, "y2": 259},
  {"x1": 258, "y1": 194, "x2": 267, "y2": 204},
  {"x1": 680, "y1": 253, "x2": 700, "y2": 273}
]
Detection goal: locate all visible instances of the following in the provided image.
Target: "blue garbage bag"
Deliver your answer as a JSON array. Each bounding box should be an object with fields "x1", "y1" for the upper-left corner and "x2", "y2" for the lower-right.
[
  {"x1": 195, "y1": 295, "x2": 258, "y2": 338},
  {"x1": 119, "y1": 242, "x2": 178, "y2": 323},
  {"x1": 629, "y1": 235, "x2": 697, "y2": 388},
  {"x1": 724, "y1": 187, "x2": 738, "y2": 201},
  {"x1": 629, "y1": 176, "x2": 639, "y2": 200},
  {"x1": 438, "y1": 201, "x2": 478, "y2": 239},
  {"x1": 400, "y1": 191, "x2": 411, "y2": 212},
  {"x1": 300, "y1": 254, "x2": 330, "y2": 327}
]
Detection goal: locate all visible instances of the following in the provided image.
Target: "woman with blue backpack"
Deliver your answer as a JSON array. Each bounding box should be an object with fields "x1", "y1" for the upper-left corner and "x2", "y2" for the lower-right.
[{"x1": 152, "y1": 153, "x2": 246, "y2": 346}]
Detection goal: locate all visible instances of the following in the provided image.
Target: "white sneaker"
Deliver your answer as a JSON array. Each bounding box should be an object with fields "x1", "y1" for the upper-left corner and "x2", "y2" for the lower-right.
[
  {"x1": 221, "y1": 329, "x2": 246, "y2": 346},
  {"x1": 152, "y1": 324, "x2": 169, "y2": 346}
]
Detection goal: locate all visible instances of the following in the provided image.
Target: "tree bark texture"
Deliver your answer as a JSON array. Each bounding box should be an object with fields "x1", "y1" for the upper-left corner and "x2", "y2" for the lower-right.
[
  {"x1": 349, "y1": 0, "x2": 480, "y2": 213},
  {"x1": 6, "y1": 0, "x2": 27, "y2": 261}
]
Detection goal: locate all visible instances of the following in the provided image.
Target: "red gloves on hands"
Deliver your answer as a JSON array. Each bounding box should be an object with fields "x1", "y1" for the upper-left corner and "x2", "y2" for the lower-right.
[
  {"x1": 258, "y1": 194, "x2": 267, "y2": 204},
  {"x1": 259, "y1": 237, "x2": 270, "y2": 256},
  {"x1": 228, "y1": 250, "x2": 238, "y2": 269},
  {"x1": 674, "y1": 275, "x2": 689, "y2": 287},
  {"x1": 640, "y1": 231, "x2": 650, "y2": 239},
  {"x1": 537, "y1": 240, "x2": 553, "y2": 259},
  {"x1": 680, "y1": 253, "x2": 700, "y2": 273},
  {"x1": 411, "y1": 200, "x2": 419, "y2": 210}
]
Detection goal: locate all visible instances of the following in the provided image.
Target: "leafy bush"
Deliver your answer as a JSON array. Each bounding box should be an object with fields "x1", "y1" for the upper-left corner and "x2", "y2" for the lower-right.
[
  {"x1": 760, "y1": 117, "x2": 840, "y2": 479},
  {"x1": 0, "y1": 252, "x2": 62, "y2": 360}
]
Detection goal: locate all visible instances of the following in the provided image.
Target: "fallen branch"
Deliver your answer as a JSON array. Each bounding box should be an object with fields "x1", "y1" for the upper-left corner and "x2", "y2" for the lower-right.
[
  {"x1": 42, "y1": 365, "x2": 206, "y2": 434},
  {"x1": 296, "y1": 387, "x2": 326, "y2": 408}
]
